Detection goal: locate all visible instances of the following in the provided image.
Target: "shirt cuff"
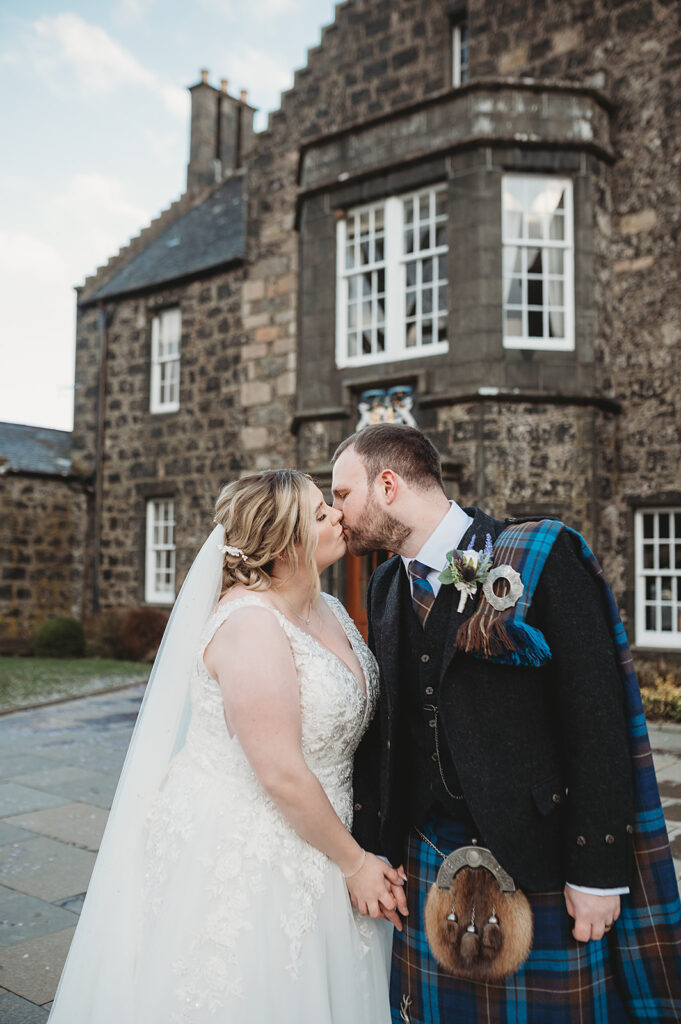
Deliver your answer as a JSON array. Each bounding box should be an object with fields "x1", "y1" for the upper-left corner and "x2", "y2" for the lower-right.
[{"x1": 566, "y1": 882, "x2": 630, "y2": 896}]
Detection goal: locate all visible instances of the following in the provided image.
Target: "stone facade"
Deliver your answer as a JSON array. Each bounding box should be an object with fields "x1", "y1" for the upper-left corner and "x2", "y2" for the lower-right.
[
  {"x1": 64, "y1": 0, "x2": 680, "y2": 666},
  {"x1": 0, "y1": 474, "x2": 87, "y2": 652}
]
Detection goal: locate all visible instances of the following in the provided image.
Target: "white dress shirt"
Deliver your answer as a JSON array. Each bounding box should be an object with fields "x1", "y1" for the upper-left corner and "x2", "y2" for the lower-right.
[{"x1": 400, "y1": 501, "x2": 628, "y2": 898}]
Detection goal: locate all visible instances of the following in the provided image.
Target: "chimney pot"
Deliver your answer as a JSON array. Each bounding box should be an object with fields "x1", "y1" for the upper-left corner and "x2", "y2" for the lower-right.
[
  {"x1": 221, "y1": 78, "x2": 228, "y2": 94},
  {"x1": 200, "y1": 68, "x2": 209, "y2": 85},
  {"x1": 240, "y1": 89, "x2": 248, "y2": 103}
]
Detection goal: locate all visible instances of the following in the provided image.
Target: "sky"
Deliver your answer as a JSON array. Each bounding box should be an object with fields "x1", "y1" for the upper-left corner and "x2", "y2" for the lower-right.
[{"x1": 0, "y1": 0, "x2": 338, "y2": 431}]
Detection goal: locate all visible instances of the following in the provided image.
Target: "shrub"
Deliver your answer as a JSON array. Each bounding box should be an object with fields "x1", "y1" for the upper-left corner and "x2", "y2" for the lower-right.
[
  {"x1": 84, "y1": 609, "x2": 126, "y2": 659},
  {"x1": 640, "y1": 675, "x2": 681, "y2": 723},
  {"x1": 33, "y1": 617, "x2": 85, "y2": 658},
  {"x1": 119, "y1": 607, "x2": 169, "y2": 662}
]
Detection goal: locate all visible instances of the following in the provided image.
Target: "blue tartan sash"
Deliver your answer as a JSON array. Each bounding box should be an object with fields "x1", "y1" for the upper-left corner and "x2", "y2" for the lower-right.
[{"x1": 438, "y1": 518, "x2": 681, "y2": 1019}]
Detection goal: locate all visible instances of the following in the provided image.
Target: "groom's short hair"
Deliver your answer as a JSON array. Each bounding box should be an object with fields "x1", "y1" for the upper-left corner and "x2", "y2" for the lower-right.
[{"x1": 332, "y1": 424, "x2": 444, "y2": 491}]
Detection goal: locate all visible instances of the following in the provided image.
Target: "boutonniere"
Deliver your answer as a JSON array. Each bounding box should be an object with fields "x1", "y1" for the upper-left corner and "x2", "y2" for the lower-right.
[{"x1": 439, "y1": 533, "x2": 494, "y2": 613}]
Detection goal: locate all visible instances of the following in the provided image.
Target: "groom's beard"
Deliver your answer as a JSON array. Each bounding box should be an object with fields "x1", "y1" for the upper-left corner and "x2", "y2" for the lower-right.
[{"x1": 343, "y1": 493, "x2": 411, "y2": 556}]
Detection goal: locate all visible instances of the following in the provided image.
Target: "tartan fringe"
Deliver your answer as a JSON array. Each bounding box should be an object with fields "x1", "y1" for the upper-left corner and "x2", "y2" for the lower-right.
[{"x1": 457, "y1": 614, "x2": 552, "y2": 667}]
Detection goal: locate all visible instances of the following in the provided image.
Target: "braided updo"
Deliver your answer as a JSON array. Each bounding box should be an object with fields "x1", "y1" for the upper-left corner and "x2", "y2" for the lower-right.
[{"x1": 214, "y1": 469, "x2": 319, "y2": 598}]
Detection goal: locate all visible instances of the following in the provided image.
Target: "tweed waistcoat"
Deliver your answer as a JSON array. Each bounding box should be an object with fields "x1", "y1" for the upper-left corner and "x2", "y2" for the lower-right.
[{"x1": 400, "y1": 573, "x2": 474, "y2": 826}]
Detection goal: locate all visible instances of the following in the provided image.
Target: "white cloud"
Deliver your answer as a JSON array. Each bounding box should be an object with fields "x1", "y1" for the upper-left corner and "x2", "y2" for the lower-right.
[
  {"x1": 28, "y1": 13, "x2": 188, "y2": 119},
  {"x1": 0, "y1": 173, "x2": 155, "y2": 430},
  {"x1": 200, "y1": 0, "x2": 297, "y2": 18},
  {"x1": 222, "y1": 45, "x2": 293, "y2": 127}
]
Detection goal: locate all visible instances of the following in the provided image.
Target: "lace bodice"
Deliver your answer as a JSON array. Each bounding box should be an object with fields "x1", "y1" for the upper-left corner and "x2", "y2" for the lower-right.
[
  {"x1": 141, "y1": 594, "x2": 380, "y2": 1013},
  {"x1": 183, "y1": 593, "x2": 378, "y2": 820}
]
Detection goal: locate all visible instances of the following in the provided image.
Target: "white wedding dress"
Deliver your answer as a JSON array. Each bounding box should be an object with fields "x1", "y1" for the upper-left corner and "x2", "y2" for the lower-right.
[{"x1": 132, "y1": 593, "x2": 392, "y2": 1023}]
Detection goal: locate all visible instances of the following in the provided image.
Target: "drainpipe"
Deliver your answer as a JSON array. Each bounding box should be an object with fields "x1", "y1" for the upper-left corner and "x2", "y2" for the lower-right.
[{"x1": 92, "y1": 304, "x2": 112, "y2": 613}]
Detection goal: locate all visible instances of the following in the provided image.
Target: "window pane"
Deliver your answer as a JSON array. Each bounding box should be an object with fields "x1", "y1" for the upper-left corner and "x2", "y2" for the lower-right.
[
  {"x1": 436, "y1": 190, "x2": 447, "y2": 218},
  {"x1": 438, "y1": 255, "x2": 447, "y2": 280},
  {"x1": 549, "y1": 214, "x2": 565, "y2": 241},
  {"x1": 438, "y1": 286, "x2": 447, "y2": 312},
  {"x1": 422, "y1": 289, "x2": 433, "y2": 315},
  {"x1": 375, "y1": 237, "x2": 384, "y2": 262},
  {"x1": 662, "y1": 606, "x2": 673, "y2": 631},
  {"x1": 419, "y1": 195, "x2": 429, "y2": 220},
  {"x1": 527, "y1": 278, "x2": 543, "y2": 306},
  {"x1": 362, "y1": 331, "x2": 372, "y2": 354},
  {"x1": 422, "y1": 322, "x2": 433, "y2": 346},
  {"x1": 645, "y1": 605, "x2": 656, "y2": 631},
  {"x1": 645, "y1": 578, "x2": 657, "y2": 601},
  {"x1": 406, "y1": 262, "x2": 417, "y2": 287},
  {"x1": 527, "y1": 248, "x2": 542, "y2": 274},
  {"x1": 505, "y1": 278, "x2": 522, "y2": 305},
  {"x1": 659, "y1": 513, "x2": 670, "y2": 537},
  {"x1": 528, "y1": 310, "x2": 543, "y2": 337},
  {"x1": 435, "y1": 224, "x2": 446, "y2": 247},
  {"x1": 406, "y1": 323, "x2": 418, "y2": 348},
  {"x1": 419, "y1": 226, "x2": 430, "y2": 250},
  {"x1": 404, "y1": 200, "x2": 413, "y2": 225},
  {"x1": 360, "y1": 240, "x2": 370, "y2": 265},
  {"x1": 406, "y1": 291, "x2": 417, "y2": 318},
  {"x1": 348, "y1": 277, "x2": 358, "y2": 300},
  {"x1": 422, "y1": 258, "x2": 433, "y2": 284},
  {"x1": 660, "y1": 545, "x2": 671, "y2": 569},
  {"x1": 643, "y1": 545, "x2": 654, "y2": 569},
  {"x1": 676, "y1": 545, "x2": 681, "y2": 570},
  {"x1": 345, "y1": 245, "x2": 354, "y2": 269},
  {"x1": 661, "y1": 576, "x2": 673, "y2": 600},
  {"x1": 548, "y1": 311, "x2": 565, "y2": 338},
  {"x1": 527, "y1": 214, "x2": 542, "y2": 239},
  {"x1": 505, "y1": 311, "x2": 522, "y2": 336},
  {"x1": 376, "y1": 328, "x2": 385, "y2": 352},
  {"x1": 548, "y1": 249, "x2": 564, "y2": 274},
  {"x1": 643, "y1": 513, "x2": 654, "y2": 538},
  {"x1": 404, "y1": 229, "x2": 414, "y2": 254},
  {"x1": 503, "y1": 247, "x2": 523, "y2": 274},
  {"x1": 437, "y1": 317, "x2": 447, "y2": 343}
]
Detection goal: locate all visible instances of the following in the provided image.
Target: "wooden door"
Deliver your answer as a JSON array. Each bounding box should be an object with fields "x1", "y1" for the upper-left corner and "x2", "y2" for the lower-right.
[{"x1": 345, "y1": 551, "x2": 391, "y2": 640}]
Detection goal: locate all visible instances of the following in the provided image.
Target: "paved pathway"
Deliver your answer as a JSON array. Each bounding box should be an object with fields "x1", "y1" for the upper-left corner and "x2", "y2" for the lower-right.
[{"x1": 0, "y1": 687, "x2": 680, "y2": 1021}]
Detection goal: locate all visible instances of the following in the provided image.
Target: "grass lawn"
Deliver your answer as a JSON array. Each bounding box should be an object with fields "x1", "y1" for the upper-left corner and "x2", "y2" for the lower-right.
[{"x1": 0, "y1": 657, "x2": 151, "y2": 713}]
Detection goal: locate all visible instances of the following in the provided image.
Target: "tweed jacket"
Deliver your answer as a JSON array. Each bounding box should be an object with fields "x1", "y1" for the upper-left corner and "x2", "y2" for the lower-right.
[{"x1": 351, "y1": 507, "x2": 635, "y2": 892}]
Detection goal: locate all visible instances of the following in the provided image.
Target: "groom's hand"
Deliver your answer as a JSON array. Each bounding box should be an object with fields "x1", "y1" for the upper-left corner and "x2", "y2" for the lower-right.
[
  {"x1": 380, "y1": 865, "x2": 409, "y2": 930},
  {"x1": 564, "y1": 885, "x2": 620, "y2": 942}
]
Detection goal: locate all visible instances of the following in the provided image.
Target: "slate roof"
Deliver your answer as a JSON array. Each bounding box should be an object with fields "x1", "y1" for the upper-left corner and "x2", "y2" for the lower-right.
[
  {"x1": 0, "y1": 422, "x2": 72, "y2": 476},
  {"x1": 90, "y1": 175, "x2": 244, "y2": 301}
]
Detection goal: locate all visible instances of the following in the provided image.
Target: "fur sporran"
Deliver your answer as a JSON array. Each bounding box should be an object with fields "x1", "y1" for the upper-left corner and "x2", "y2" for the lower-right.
[{"x1": 423, "y1": 844, "x2": 533, "y2": 981}]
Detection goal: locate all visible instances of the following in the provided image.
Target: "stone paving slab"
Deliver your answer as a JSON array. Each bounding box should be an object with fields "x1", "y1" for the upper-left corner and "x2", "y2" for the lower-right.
[
  {"x1": 0, "y1": 886, "x2": 77, "y2": 949},
  {"x1": 0, "y1": 786, "x2": 67, "y2": 819},
  {"x1": 0, "y1": 991, "x2": 48, "y2": 1023},
  {"x1": 8, "y1": 767, "x2": 117, "y2": 811},
  {"x1": 0, "y1": 836, "x2": 95, "y2": 902},
  {"x1": 0, "y1": 926, "x2": 75, "y2": 1005},
  {"x1": 0, "y1": 823, "x2": 34, "y2": 848},
  {"x1": 0, "y1": 757, "x2": 59, "y2": 780},
  {"x1": 4, "y1": 803, "x2": 108, "y2": 853}
]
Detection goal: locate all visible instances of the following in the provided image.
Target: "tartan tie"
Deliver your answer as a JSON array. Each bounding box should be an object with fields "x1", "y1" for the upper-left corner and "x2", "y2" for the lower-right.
[{"x1": 408, "y1": 559, "x2": 436, "y2": 629}]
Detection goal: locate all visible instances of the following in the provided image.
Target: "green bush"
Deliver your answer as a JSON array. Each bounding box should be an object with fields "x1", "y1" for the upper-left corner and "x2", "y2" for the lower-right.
[{"x1": 33, "y1": 617, "x2": 85, "y2": 658}]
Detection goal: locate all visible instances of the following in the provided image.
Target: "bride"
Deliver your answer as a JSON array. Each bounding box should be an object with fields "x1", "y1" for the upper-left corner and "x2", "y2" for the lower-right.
[{"x1": 48, "y1": 469, "x2": 402, "y2": 1023}]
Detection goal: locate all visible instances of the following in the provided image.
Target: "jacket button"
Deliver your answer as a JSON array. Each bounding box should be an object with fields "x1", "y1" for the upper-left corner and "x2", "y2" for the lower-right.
[
  {"x1": 354, "y1": 802, "x2": 362, "y2": 811},
  {"x1": 425, "y1": 686, "x2": 434, "y2": 695},
  {"x1": 576, "y1": 835, "x2": 587, "y2": 847},
  {"x1": 626, "y1": 824, "x2": 633, "y2": 834},
  {"x1": 605, "y1": 834, "x2": 615, "y2": 844},
  {"x1": 421, "y1": 654, "x2": 430, "y2": 663},
  {"x1": 431, "y1": 752, "x2": 439, "y2": 762},
  {"x1": 552, "y1": 793, "x2": 561, "y2": 805}
]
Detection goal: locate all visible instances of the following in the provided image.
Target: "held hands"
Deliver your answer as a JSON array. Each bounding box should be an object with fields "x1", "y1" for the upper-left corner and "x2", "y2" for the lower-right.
[
  {"x1": 344, "y1": 852, "x2": 409, "y2": 931},
  {"x1": 564, "y1": 885, "x2": 620, "y2": 942}
]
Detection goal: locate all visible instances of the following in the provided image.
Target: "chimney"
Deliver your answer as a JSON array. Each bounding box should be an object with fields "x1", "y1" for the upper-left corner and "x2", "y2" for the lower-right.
[{"x1": 186, "y1": 70, "x2": 258, "y2": 193}]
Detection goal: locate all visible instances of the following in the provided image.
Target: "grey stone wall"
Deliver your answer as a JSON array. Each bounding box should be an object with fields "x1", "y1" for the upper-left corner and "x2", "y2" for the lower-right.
[{"x1": 0, "y1": 475, "x2": 87, "y2": 652}]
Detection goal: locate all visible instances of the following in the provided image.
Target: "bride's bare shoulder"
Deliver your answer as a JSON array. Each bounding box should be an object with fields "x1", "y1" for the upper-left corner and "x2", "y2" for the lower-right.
[{"x1": 216, "y1": 586, "x2": 276, "y2": 610}]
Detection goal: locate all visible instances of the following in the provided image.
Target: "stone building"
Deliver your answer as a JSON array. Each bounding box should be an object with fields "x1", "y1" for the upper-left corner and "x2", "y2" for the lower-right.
[
  {"x1": 0, "y1": 423, "x2": 87, "y2": 652},
  {"x1": 8, "y1": 0, "x2": 680, "y2": 662}
]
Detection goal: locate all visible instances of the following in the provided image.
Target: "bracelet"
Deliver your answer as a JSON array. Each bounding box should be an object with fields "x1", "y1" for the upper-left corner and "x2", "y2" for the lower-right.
[{"x1": 343, "y1": 849, "x2": 366, "y2": 879}]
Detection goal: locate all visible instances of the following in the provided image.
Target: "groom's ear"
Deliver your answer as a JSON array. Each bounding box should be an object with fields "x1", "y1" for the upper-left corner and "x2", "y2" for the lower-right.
[{"x1": 378, "y1": 469, "x2": 399, "y2": 504}]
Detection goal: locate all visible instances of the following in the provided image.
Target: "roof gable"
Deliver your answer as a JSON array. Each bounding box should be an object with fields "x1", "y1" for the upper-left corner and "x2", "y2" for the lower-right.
[
  {"x1": 0, "y1": 422, "x2": 72, "y2": 476},
  {"x1": 90, "y1": 175, "x2": 244, "y2": 302}
]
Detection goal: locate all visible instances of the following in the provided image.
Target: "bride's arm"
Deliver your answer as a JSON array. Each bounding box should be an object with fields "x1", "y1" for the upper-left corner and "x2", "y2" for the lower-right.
[{"x1": 204, "y1": 606, "x2": 403, "y2": 924}]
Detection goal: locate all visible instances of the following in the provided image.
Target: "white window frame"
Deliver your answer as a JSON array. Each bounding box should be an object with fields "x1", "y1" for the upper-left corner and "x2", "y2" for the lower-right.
[
  {"x1": 501, "y1": 174, "x2": 575, "y2": 352},
  {"x1": 452, "y1": 21, "x2": 468, "y2": 87},
  {"x1": 634, "y1": 508, "x2": 681, "y2": 650},
  {"x1": 335, "y1": 185, "x2": 449, "y2": 369},
  {"x1": 145, "y1": 499, "x2": 176, "y2": 605},
  {"x1": 150, "y1": 308, "x2": 181, "y2": 413}
]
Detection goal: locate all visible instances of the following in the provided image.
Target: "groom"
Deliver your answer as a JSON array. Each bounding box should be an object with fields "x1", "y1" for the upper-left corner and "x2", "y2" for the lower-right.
[{"x1": 331, "y1": 423, "x2": 681, "y2": 1022}]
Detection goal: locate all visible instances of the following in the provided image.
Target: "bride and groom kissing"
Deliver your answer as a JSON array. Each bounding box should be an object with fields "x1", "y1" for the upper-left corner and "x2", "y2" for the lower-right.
[{"x1": 49, "y1": 424, "x2": 681, "y2": 1022}]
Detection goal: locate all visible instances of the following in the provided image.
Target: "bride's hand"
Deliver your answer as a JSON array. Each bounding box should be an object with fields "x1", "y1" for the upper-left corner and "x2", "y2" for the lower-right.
[{"x1": 344, "y1": 852, "x2": 405, "y2": 929}]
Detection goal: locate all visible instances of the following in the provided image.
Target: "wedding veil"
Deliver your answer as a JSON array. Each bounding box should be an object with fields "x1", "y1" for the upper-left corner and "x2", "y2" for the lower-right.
[{"x1": 48, "y1": 524, "x2": 225, "y2": 1023}]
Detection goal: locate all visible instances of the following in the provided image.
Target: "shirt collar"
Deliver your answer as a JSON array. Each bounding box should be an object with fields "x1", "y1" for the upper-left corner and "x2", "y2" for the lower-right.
[{"x1": 401, "y1": 501, "x2": 474, "y2": 575}]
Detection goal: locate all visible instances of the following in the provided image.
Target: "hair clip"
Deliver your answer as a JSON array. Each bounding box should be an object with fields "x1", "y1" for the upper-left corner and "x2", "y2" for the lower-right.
[{"x1": 217, "y1": 543, "x2": 247, "y2": 561}]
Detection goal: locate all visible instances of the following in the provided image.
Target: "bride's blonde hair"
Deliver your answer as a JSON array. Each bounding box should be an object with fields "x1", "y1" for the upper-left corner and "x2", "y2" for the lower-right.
[{"x1": 214, "y1": 469, "x2": 319, "y2": 598}]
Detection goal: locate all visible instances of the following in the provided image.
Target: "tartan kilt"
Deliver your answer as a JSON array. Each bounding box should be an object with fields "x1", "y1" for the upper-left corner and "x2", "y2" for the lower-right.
[{"x1": 390, "y1": 816, "x2": 681, "y2": 1024}]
